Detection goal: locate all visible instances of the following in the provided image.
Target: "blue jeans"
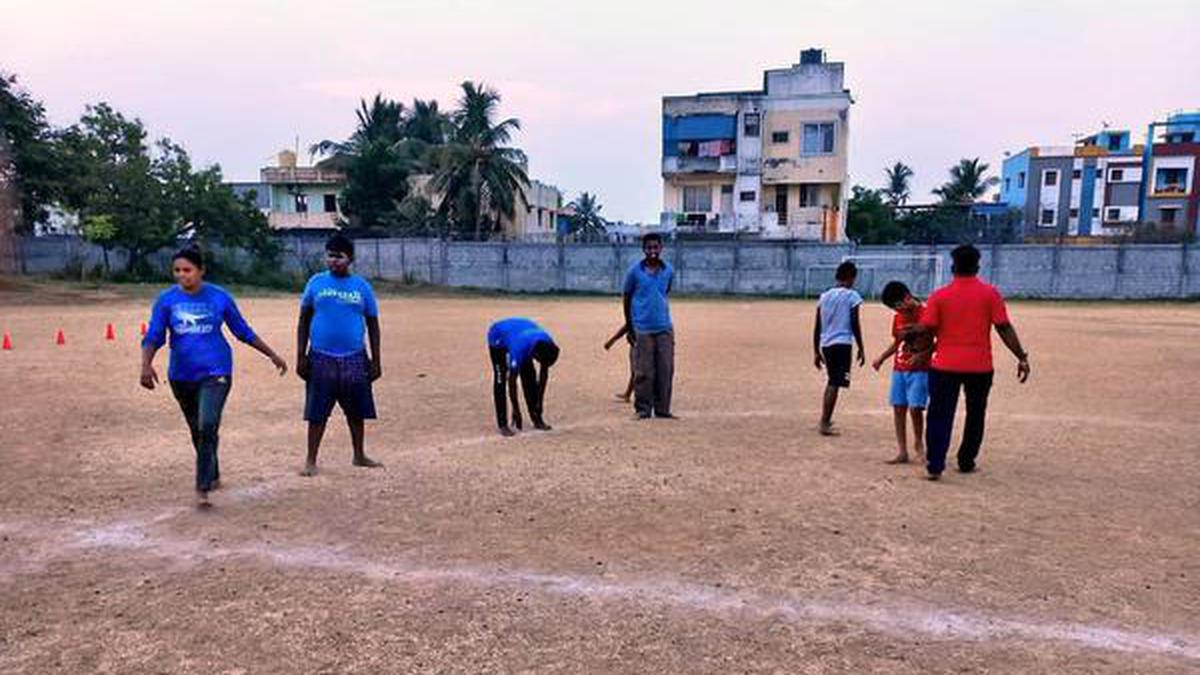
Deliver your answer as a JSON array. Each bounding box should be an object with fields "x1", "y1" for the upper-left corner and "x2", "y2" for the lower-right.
[{"x1": 170, "y1": 376, "x2": 232, "y2": 492}]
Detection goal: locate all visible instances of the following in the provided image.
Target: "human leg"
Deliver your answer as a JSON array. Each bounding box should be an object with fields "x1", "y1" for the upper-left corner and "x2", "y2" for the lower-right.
[
  {"x1": 924, "y1": 369, "x2": 961, "y2": 477},
  {"x1": 957, "y1": 371, "x2": 994, "y2": 472},
  {"x1": 653, "y1": 330, "x2": 674, "y2": 417}
]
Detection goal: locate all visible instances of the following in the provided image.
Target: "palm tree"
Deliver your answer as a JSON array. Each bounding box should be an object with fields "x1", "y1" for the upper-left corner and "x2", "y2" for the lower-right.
[
  {"x1": 310, "y1": 94, "x2": 406, "y2": 167},
  {"x1": 882, "y1": 161, "x2": 914, "y2": 206},
  {"x1": 404, "y1": 98, "x2": 451, "y2": 147},
  {"x1": 431, "y1": 81, "x2": 529, "y2": 239},
  {"x1": 933, "y1": 158, "x2": 999, "y2": 205},
  {"x1": 566, "y1": 192, "x2": 607, "y2": 239}
]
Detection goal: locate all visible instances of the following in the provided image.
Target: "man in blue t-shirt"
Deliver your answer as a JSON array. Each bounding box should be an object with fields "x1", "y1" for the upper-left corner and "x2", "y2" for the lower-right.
[
  {"x1": 296, "y1": 234, "x2": 383, "y2": 476},
  {"x1": 487, "y1": 317, "x2": 560, "y2": 436},
  {"x1": 622, "y1": 232, "x2": 675, "y2": 419}
]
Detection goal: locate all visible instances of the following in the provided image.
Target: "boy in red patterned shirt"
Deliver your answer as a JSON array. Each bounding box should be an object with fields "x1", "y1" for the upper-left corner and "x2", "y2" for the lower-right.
[{"x1": 872, "y1": 281, "x2": 933, "y2": 464}]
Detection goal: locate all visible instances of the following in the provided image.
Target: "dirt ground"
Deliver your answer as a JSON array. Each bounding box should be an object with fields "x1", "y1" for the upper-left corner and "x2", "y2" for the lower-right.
[{"x1": 1, "y1": 285, "x2": 1199, "y2": 673}]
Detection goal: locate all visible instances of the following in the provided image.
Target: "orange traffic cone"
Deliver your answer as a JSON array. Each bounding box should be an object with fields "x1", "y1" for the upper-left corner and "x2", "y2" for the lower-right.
[
  {"x1": 56, "y1": 329, "x2": 66, "y2": 346},
  {"x1": 105, "y1": 323, "x2": 116, "y2": 341},
  {"x1": 2, "y1": 332, "x2": 11, "y2": 350}
]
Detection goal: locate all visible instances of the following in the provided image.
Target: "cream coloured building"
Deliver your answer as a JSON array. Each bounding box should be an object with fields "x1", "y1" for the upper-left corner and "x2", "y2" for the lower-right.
[{"x1": 661, "y1": 49, "x2": 852, "y2": 241}]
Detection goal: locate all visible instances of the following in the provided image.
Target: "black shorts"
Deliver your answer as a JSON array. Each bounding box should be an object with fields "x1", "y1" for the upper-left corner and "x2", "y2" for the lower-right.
[
  {"x1": 304, "y1": 351, "x2": 377, "y2": 422},
  {"x1": 822, "y1": 344, "x2": 852, "y2": 388}
]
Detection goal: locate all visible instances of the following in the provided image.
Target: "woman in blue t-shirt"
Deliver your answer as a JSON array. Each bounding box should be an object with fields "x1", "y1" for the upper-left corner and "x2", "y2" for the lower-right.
[{"x1": 140, "y1": 248, "x2": 288, "y2": 507}]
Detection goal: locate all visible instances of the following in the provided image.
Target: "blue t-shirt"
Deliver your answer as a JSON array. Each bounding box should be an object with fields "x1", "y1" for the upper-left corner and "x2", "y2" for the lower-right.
[
  {"x1": 301, "y1": 272, "x2": 379, "y2": 357},
  {"x1": 487, "y1": 317, "x2": 555, "y2": 371},
  {"x1": 623, "y1": 260, "x2": 674, "y2": 334},
  {"x1": 142, "y1": 284, "x2": 257, "y2": 382},
  {"x1": 818, "y1": 286, "x2": 863, "y2": 347}
]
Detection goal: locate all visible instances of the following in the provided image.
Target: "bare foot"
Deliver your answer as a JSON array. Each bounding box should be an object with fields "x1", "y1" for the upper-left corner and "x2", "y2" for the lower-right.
[
  {"x1": 818, "y1": 423, "x2": 840, "y2": 436},
  {"x1": 499, "y1": 426, "x2": 516, "y2": 437},
  {"x1": 300, "y1": 463, "x2": 318, "y2": 477},
  {"x1": 885, "y1": 454, "x2": 910, "y2": 465},
  {"x1": 614, "y1": 393, "x2": 629, "y2": 402},
  {"x1": 196, "y1": 490, "x2": 212, "y2": 508},
  {"x1": 353, "y1": 456, "x2": 383, "y2": 469},
  {"x1": 210, "y1": 479, "x2": 222, "y2": 490}
]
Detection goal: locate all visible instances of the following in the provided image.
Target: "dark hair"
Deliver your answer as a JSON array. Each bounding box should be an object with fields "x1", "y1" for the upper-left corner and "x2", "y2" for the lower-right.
[
  {"x1": 835, "y1": 261, "x2": 858, "y2": 282},
  {"x1": 642, "y1": 232, "x2": 663, "y2": 247},
  {"x1": 533, "y1": 340, "x2": 560, "y2": 367},
  {"x1": 881, "y1": 281, "x2": 911, "y2": 309},
  {"x1": 326, "y1": 233, "x2": 355, "y2": 259},
  {"x1": 951, "y1": 244, "x2": 981, "y2": 276},
  {"x1": 172, "y1": 247, "x2": 205, "y2": 270}
]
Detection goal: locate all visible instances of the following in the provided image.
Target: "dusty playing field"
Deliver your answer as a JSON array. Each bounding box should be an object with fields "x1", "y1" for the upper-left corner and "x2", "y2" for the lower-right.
[{"x1": 1, "y1": 287, "x2": 1198, "y2": 673}]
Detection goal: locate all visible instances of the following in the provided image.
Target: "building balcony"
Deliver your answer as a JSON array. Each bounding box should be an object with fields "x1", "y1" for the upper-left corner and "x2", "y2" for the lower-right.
[
  {"x1": 763, "y1": 207, "x2": 834, "y2": 240},
  {"x1": 1151, "y1": 184, "x2": 1190, "y2": 197},
  {"x1": 662, "y1": 155, "x2": 738, "y2": 175},
  {"x1": 261, "y1": 167, "x2": 346, "y2": 185},
  {"x1": 268, "y1": 211, "x2": 340, "y2": 230}
]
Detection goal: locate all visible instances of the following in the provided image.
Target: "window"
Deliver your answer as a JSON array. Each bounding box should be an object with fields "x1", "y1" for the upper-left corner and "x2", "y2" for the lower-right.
[
  {"x1": 1072, "y1": 169, "x2": 1082, "y2": 180},
  {"x1": 1017, "y1": 172, "x2": 1026, "y2": 189},
  {"x1": 739, "y1": 190, "x2": 756, "y2": 202},
  {"x1": 294, "y1": 193, "x2": 308, "y2": 213},
  {"x1": 682, "y1": 185, "x2": 712, "y2": 212},
  {"x1": 802, "y1": 122, "x2": 836, "y2": 155},
  {"x1": 1041, "y1": 209, "x2": 1055, "y2": 226},
  {"x1": 323, "y1": 194, "x2": 337, "y2": 213},
  {"x1": 1092, "y1": 208, "x2": 1100, "y2": 218},
  {"x1": 1161, "y1": 208, "x2": 1178, "y2": 225},
  {"x1": 798, "y1": 184, "x2": 819, "y2": 207},
  {"x1": 1069, "y1": 207, "x2": 1079, "y2": 219},
  {"x1": 771, "y1": 130, "x2": 789, "y2": 144},
  {"x1": 1111, "y1": 169, "x2": 1124, "y2": 181},
  {"x1": 1156, "y1": 168, "x2": 1188, "y2": 193},
  {"x1": 1107, "y1": 208, "x2": 1121, "y2": 221},
  {"x1": 743, "y1": 113, "x2": 760, "y2": 138},
  {"x1": 720, "y1": 184, "x2": 733, "y2": 195},
  {"x1": 1004, "y1": 178, "x2": 1011, "y2": 192},
  {"x1": 1107, "y1": 136, "x2": 1122, "y2": 151},
  {"x1": 1043, "y1": 170, "x2": 1058, "y2": 187},
  {"x1": 1095, "y1": 168, "x2": 1103, "y2": 179}
]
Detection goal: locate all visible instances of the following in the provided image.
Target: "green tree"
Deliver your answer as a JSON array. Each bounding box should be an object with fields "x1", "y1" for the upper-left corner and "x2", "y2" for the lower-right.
[
  {"x1": 882, "y1": 161, "x2": 914, "y2": 206},
  {"x1": 0, "y1": 72, "x2": 67, "y2": 233},
  {"x1": 933, "y1": 158, "x2": 999, "y2": 205},
  {"x1": 845, "y1": 186, "x2": 903, "y2": 244},
  {"x1": 564, "y1": 192, "x2": 607, "y2": 240},
  {"x1": 59, "y1": 104, "x2": 272, "y2": 274},
  {"x1": 432, "y1": 82, "x2": 529, "y2": 240}
]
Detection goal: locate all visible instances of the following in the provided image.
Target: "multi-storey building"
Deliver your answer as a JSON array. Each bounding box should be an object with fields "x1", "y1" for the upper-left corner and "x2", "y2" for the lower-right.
[
  {"x1": 231, "y1": 150, "x2": 345, "y2": 231},
  {"x1": 1000, "y1": 130, "x2": 1144, "y2": 238},
  {"x1": 1142, "y1": 112, "x2": 1200, "y2": 232},
  {"x1": 661, "y1": 49, "x2": 851, "y2": 241}
]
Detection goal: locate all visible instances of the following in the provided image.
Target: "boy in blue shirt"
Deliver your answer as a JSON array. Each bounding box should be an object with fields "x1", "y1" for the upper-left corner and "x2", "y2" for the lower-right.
[
  {"x1": 623, "y1": 232, "x2": 675, "y2": 419},
  {"x1": 296, "y1": 234, "x2": 383, "y2": 476},
  {"x1": 487, "y1": 317, "x2": 560, "y2": 436},
  {"x1": 812, "y1": 261, "x2": 865, "y2": 436}
]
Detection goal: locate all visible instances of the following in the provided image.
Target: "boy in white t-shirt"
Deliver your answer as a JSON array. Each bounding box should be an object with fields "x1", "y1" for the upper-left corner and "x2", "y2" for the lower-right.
[{"x1": 812, "y1": 261, "x2": 865, "y2": 436}]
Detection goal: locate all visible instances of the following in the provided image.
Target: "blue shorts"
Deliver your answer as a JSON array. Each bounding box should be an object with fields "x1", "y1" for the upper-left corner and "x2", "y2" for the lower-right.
[
  {"x1": 304, "y1": 351, "x2": 377, "y2": 422},
  {"x1": 889, "y1": 370, "x2": 929, "y2": 409}
]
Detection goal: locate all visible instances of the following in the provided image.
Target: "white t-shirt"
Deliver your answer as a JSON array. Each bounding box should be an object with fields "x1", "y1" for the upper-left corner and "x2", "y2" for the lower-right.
[{"x1": 817, "y1": 286, "x2": 863, "y2": 347}]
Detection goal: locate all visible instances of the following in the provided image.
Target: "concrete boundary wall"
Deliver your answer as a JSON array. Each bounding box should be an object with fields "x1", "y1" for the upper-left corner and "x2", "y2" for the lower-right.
[{"x1": 15, "y1": 236, "x2": 1200, "y2": 300}]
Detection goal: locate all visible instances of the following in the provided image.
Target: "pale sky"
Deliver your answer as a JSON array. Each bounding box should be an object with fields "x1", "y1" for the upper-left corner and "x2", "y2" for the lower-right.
[{"x1": 4, "y1": 0, "x2": 1199, "y2": 222}]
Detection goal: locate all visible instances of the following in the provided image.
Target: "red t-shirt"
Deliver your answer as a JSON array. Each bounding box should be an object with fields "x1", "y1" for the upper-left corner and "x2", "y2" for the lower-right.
[
  {"x1": 920, "y1": 277, "x2": 1010, "y2": 373},
  {"x1": 891, "y1": 304, "x2": 930, "y2": 372}
]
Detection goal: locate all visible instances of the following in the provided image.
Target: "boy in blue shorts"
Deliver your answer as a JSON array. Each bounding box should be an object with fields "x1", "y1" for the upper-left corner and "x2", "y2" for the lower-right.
[
  {"x1": 872, "y1": 281, "x2": 933, "y2": 464},
  {"x1": 487, "y1": 317, "x2": 560, "y2": 436},
  {"x1": 296, "y1": 234, "x2": 383, "y2": 476}
]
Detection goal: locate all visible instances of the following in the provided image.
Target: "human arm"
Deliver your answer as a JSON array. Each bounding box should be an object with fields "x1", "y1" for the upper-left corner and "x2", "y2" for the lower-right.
[
  {"x1": 622, "y1": 293, "x2": 635, "y2": 346},
  {"x1": 223, "y1": 295, "x2": 286, "y2": 375},
  {"x1": 248, "y1": 337, "x2": 287, "y2": 375},
  {"x1": 534, "y1": 360, "x2": 552, "y2": 430},
  {"x1": 140, "y1": 296, "x2": 169, "y2": 389},
  {"x1": 851, "y1": 305, "x2": 865, "y2": 367},
  {"x1": 872, "y1": 339, "x2": 900, "y2": 372},
  {"x1": 995, "y1": 323, "x2": 1030, "y2": 383},
  {"x1": 366, "y1": 315, "x2": 382, "y2": 381},
  {"x1": 812, "y1": 307, "x2": 824, "y2": 369},
  {"x1": 296, "y1": 306, "x2": 314, "y2": 380},
  {"x1": 604, "y1": 324, "x2": 629, "y2": 351},
  {"x1": 508, "y1": 370, "x2": 523, "y2": 430}
]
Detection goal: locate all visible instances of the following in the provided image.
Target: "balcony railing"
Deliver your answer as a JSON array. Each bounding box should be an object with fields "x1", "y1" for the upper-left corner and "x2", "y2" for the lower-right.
[
  {"x1": 662, "y1": 155, "x2": 738, "y2": 175},
  {"x1": 1152, "y1": 183, "x2": 1189, "y2": 196},
  {"x1": 262, "y1": 167, "x2": 346, "y2": 185},
  {"x1": 268, "y1": 211, "x2": 340, "y2": 230}
]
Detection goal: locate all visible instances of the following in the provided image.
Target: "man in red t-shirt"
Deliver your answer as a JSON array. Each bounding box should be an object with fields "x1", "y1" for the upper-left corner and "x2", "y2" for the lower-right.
[{"x1": 914, "y1": 245, "x2": 1030, "y2": 480}]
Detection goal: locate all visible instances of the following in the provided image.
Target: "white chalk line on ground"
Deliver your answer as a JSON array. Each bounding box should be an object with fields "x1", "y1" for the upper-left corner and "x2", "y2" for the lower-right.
[
  {"x1": 6, "y1": 419, "x2": 1199, "y2": 662},
  {"x1": 56, "y1": 517, "x2": 1200, "y2": 663}
]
